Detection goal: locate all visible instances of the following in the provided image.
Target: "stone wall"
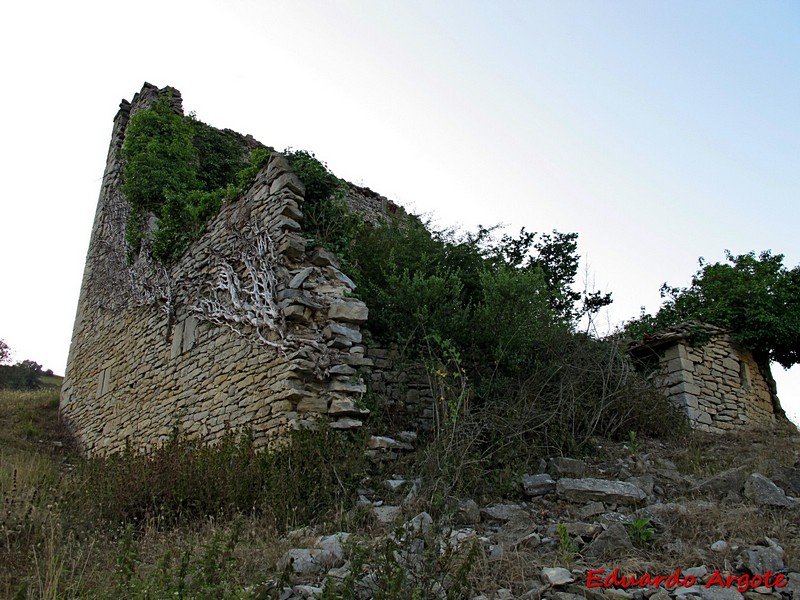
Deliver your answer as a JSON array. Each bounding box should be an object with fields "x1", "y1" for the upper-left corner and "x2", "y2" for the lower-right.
[
  {"x1": 343, "y1": 185, "x2": 406, "y2": 225},
  {"x1": 61, "y1": 84, "x2": 374, "y2": 454},
  {"x1": 365, "y1": 344, "x2": 436, "y2": 432},
  {"x1": 632, "y1": 324, "x2": 777, "y2": 433}
]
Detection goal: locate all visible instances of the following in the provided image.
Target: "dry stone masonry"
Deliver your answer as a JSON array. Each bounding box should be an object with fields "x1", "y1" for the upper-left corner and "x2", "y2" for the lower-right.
[
  {"x1": 61, "y1": 83, "x2": 393, "y2": 454},
  {"x1": 629, "y1": 322, "x2": 781, "y2": 433}
]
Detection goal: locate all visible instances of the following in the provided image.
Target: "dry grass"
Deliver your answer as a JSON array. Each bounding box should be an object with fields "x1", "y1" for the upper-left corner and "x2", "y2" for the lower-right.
[
  {"x1": 0, "y1": 384, "x2": 356, "y2": 598},
  {"x1": 2, "y1": 381, "x2": 799, "y2": 598},
  {"x1": 667, "y1": 421, "x2": 799, "y2": 477}
]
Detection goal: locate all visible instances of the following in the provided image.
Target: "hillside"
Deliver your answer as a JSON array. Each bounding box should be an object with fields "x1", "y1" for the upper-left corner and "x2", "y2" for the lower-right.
[{"x1": 2, "y1": 381, "x2": 799, "y2": 599}]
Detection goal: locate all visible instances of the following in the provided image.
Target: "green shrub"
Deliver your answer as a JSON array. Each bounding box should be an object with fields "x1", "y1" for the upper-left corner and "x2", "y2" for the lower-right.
[
  {"x1": 122, "y1": 92, "x2": 199, "y2": 218},
  {"x1": 73, "y1": 426, "x2": 367, "y2": 530},
  {"x1": 625, "y1": 517, "x2": 655, "y2": 545},
  {"x1": 111, "y1": 521, "x2": 254, "y2": 600},
  {"x1": 74, "y1": 432, "x2": 261, "y2": 525},
  {"x1": 321, "y1": 523, "x2": 479, "y2": 599},
  {"x1": 341, "y1": 211, "x2": 674, "y2": 498},
  {"x1": 286, "y1": 150, "x2": 364, "y2": 258},
  {"x1": 235, "y1": 147, "x2": 272, "y2": 189},
  {"x1": 190, "y1": 118, "x2": 251, "y2": 193},
  {"x1": 416, "y1": 331, "x2": 684, "y2": 501},
  {"x1": 122, "y1": 92, "x2": 266, "y2": 263},
  {"x1": 260, "y1": 425, "x2": 368, "y2": 530}
]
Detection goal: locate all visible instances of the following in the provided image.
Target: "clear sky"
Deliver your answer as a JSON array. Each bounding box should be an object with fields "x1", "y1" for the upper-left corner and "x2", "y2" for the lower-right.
[{"x1": 1, "y1": 0, "x2": 798, "y2": 424}]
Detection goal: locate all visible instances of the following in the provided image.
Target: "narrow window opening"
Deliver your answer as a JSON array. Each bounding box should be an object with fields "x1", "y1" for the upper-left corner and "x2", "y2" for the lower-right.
[{"x1": 739, "y1": 359, "x2": 751, "y2": 391}]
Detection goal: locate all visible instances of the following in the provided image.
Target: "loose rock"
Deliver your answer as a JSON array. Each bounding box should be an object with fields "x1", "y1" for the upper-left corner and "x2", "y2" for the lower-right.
[
  {"x1": 542, "y1": 567, "x2": 575, "y2": 586},
  {"x1": 582, "y1": 523, "x2": 633, "y2": 559},
  {"x1": 743, "y1": 473, "x2": 796, "y2": 508},
  {"x1": 556, "y1": 478, "x2": 647, "y2": 505}
]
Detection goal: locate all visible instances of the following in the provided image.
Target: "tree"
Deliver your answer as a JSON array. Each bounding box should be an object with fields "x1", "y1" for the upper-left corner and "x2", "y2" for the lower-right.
[
  {"x1": 0, "y1": 339, "x2": 45, "y2": 389},
  {"x1": 14, "y1": 360, "x2": 43, "y2": 388},
  {"x1": 628, "y1": 250, "x2": 800, "y2": 369}
]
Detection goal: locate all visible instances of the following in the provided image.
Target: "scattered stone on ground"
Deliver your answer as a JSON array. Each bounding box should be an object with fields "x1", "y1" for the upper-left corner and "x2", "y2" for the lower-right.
[{"x1": 268, "y1": 429, "x2": 800, "y2": 600}]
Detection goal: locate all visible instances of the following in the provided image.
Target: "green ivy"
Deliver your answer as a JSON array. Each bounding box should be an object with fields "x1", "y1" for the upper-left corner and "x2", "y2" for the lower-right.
[
  {"x1": 122, "y1": 92, "x2": 199, "y2": 217},
  {"x1": 122, "y1": 97, "x2": 363, "y2": 266},
  {"x1": 121, "y1": 91, "x2": 268, "y2": 264},
  {"x1": 190, "y1": 117, "x2": 250, "y2": 192}
]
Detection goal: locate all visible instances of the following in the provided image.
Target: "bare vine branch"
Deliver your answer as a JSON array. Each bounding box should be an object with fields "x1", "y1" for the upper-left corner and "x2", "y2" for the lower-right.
[
  {"x1": 89, "y1": 189, "x2": 173, "y2": 316},
  {"x1": 190, "y1": 224, "x2": 289, "y2": 349}
]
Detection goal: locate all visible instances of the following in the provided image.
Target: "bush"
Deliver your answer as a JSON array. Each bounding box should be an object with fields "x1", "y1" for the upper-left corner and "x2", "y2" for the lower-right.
[
  {"x1": 338, "y1": 212, "x2": 672, "y2": 500},
  {"x1": 416, "y1": 331, "x2": 684, "y2": 501},
  {"x1": 260, "y1": 425, "x2": 368, "y2": 529},
  {"x1": 286, "y1": 150, "x2": 364, "y2": 258},
  {"x1": 73, "y1": 426, "x2": 367, "y2": 530},
  {"x1": 111, "y1": 522, "x2": 250, "y2": 600},
  {"x1": 122, "y1": 92, "x2": 266, "y2": 263}
]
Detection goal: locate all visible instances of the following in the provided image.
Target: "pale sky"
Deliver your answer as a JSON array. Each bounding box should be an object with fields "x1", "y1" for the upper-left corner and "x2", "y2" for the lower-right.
[{"x1": 0, "y1": 0, "x2": 798, "y2": 424}]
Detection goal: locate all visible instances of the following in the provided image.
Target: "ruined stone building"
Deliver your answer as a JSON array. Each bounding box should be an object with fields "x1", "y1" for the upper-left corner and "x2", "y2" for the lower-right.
[
  {"x1": 629, "y1": 322, "x2": 784, "y2": 433},
  {"x1": 62, "y1": 84, "x2": 786, "y2": 455},
  {"x1": 61, "y1": 83, "x2": 432, "y2": 454}
]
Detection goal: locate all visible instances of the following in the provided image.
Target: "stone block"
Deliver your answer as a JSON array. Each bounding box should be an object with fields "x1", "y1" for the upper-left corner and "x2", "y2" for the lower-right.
[
  {"x1": 368, "y1": 435, "x2": 414, "y2": 451},
  {"x1": 722, "y1": 357, "x2": 739, "y2": 372},
  {"x1": 279, "y1": 201, "x2": 303, "y2": 221},
  {"x1": 668, "y1": 357, "x2": 694, "y2": 373},
  {"x1": 697, "y1": 411, "x2": 713, "y2": 425},
  {"x1": 582, "y1": 523, "x2": 633, "y2": 559},
  {"x1": 328, "y1": 380, "x2": 367, "y2": 394},
  {"x1": 170, "y1": 320, "x2": 185, "y2": 359},
  {"x1": 289, "y1": 267, "x2": 314, "y2": 289},
  {"x1": 297, "y1": 396, "x2": 328, "y2": 413},
  {"x1": 278, "y1": 289, "x2": 322, "y2": 309},
  {"x1": 310, "y1": 247, "x2": 339, "y2": 267},
  {"x1": 269, "y1": 172, "x2": 305, "y2": 196},
  {"x1": 327, "y1": 336, "x2": 353, "y2": 349},
  {"x1": 277, "y1": 233, "x2": 305, "y2": 258},
  {"x1": 266, "y1": 154, "x2": 292, "y2": 181},
  {"x1": 275, "y1": 216, "x2": 301, "y2": 232},
  {"x1": 283, "y1": 304, "x2": 311, "y2": 323},
  {"x1": 521, "y1": 473, "x2": 556, "y2": 496},
  {"x1": 323, "y1": 322, "x2": 362, "y2": 344},
  {"x1": 669, "y1": 381, "x2": 701, "y2": 396},
  {"x1": 328, "y1": 300, "x2": 369, "y2": 324},
  {"x1": 182, "y1": 316, "x2": 198, "y2": 352},
  {"x1": 328, "y1": 397, "x2": 370, "y2": 417},
  {"x1": 658, "y1": 371, "x2": 685, "y2": 387},
  {"x1": 330, "y1": 417, "x2": 363, "y2": 429},
  {"x1": 681, "y1": 393, "x2": 699, "y2": 408},
  {"x1": 325, "y1": 267, "x2": 357, "y2": 290},
  {"x1": 664, "y1": 344, "x2": 688, "y2": 361},
  {"x1": 744, "y1": 473, "x2": 796, "y2": 508},
  {"x1": 555, "y1": 478, "x2": 647, "y2": 505}
]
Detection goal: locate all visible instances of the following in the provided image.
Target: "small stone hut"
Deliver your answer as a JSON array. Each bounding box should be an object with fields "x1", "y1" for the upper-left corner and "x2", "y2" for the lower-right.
[{"x1": 629, "y1": 322, "x2": 784, "y2": 433}]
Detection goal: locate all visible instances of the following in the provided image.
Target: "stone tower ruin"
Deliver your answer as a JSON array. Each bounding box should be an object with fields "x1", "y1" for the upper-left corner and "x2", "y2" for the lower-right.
[{"x1": 61, "y1": 83, "x2": 430, "y2": 454}]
